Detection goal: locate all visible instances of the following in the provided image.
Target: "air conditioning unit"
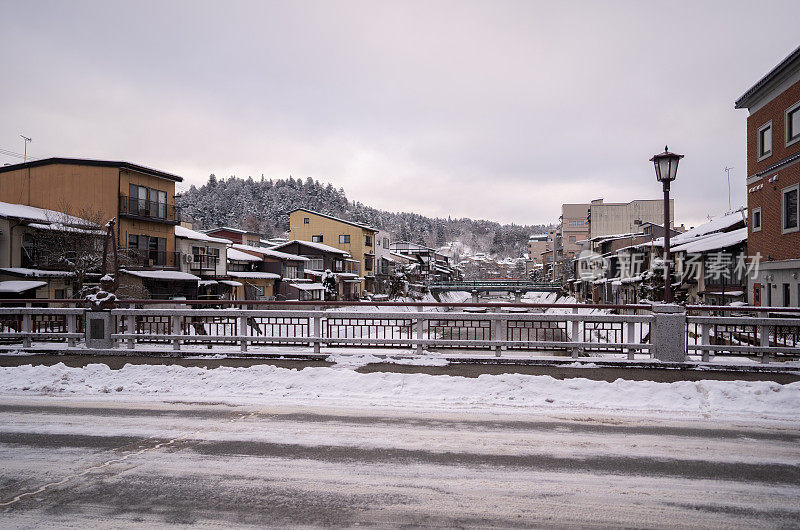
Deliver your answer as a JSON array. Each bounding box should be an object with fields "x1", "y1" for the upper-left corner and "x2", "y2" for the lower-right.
[{"x1": 184, "y1": 254, "x2": 194, "y2": 264}]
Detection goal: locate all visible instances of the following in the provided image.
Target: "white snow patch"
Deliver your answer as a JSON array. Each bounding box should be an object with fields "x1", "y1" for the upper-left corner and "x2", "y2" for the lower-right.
[{"x1": 1, "y1": 363, "x2": 798, "y2": 420}]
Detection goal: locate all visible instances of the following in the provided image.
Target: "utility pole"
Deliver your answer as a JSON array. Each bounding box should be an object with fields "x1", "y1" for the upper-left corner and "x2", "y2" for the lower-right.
[
  {"x1": 20, "y1": 135, "x2": 31, "y2": 162},
  {"x1": 724, "y1": 166, "x2": 734, "y2": 213}
]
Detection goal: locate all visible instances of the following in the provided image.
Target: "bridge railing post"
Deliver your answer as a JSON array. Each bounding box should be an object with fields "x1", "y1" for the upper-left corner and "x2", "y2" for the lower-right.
[
  {"x1": 570, "y1": 307, "x2": 580, "y2": 358},
  {"x1": 415, "y1": 306, "x2": 424, "y2": 354},
  {"x1": 493, "y1": 315, "x2": 503, "y2": 357},
  {"x1": 22, "y1": 304, "x2": 31, "y2": 349}
]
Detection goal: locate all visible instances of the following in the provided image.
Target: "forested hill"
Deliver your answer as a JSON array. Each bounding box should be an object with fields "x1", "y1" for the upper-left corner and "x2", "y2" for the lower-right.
[{"x1": 176, "y1": 174, "x2": 550, "y2": 258}]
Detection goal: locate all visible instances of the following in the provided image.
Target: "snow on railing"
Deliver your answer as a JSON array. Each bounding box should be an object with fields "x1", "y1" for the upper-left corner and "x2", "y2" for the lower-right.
[{"x1": 1, "y1": 301, "x2": 798, "y2": 363}]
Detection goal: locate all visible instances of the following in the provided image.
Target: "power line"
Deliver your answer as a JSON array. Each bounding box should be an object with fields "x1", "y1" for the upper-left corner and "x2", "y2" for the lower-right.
[{"x1": 0, "y1": 147, "x2": 40, "y2": 162}]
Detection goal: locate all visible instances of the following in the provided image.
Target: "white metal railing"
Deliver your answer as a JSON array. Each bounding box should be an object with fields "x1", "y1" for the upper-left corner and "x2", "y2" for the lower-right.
[{"x1": 1, "y1": 306, "x2": 799, "y2": 363}]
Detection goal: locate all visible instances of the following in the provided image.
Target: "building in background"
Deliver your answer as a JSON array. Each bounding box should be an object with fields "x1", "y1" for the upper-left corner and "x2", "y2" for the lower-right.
[
  {"x1": 588, "y1": 198, "x2": 674, "y2": 240},
  {"x1": 231, "y1": 243, "x2": 310, "y2": 300},
  {"x1": 175, "y1": 225, "x2": 233, "y2": 300},
  {"x1": 203, "y1": 227, "x2": 263, "y2": 247},
  {"x1": 288, "y1": 208, "x2": 377, "y2": 294},
  {"x1": 735, "y1": 45, "x2": 800, "y2": 307},
  {"x1": 0, "y1": 158, "x2": 183, "y2": 271},
  {"x1": 560, "y1": 204, "x2": 590, "y2": 262},
  {"x1": 269, "y1": 240, "x2": 358, "y2": 300},
  {"x1": 527, "y1": 233, "x2": 550, "y2": 265}
]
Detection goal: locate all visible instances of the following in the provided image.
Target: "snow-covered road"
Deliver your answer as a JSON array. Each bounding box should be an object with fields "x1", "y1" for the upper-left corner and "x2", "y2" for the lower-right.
[
  {"x1": 0, "y1": 397, "x2": 798, "y2": 527},
  {"x1": 1, "y1": 361, "x2": 799, "y2": 527}
]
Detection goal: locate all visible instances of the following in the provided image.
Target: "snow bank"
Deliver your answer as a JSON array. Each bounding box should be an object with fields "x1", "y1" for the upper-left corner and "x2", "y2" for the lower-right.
[
  {"x1": 325, "y1": 353, "x2": 450, "y2": 367},
  {"x1": 1, "y1": 363, "x2": 798, "y2": 420}
]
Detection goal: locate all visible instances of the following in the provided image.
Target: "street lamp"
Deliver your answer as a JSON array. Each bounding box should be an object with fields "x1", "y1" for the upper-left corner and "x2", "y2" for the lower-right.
[{"x1": 650, "y1": 145, "x2": 683, "y2": 303}]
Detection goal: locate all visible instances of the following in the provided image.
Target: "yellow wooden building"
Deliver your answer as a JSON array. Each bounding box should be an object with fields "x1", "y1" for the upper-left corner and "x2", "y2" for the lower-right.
[{"x1": 288, "y1": 208, "x2": 377, "y2": 294}]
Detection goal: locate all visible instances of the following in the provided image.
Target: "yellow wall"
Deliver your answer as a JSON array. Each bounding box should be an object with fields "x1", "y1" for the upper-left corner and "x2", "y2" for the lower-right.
[
  {"x1": 0, "y1": 163, "x2": 177, "y2": 253},
  {"x1": 233, "y1": 278, "x2": 275, "y2": 299},
  {"x1": 288, "y1": 210, "x2": 375, "y2": 278}
]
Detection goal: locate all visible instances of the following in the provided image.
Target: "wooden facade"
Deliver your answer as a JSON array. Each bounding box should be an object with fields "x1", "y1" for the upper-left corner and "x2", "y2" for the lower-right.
[
  {"x1": 288, "y1": 209, "x2": 377, "y2": 294},
  {"x1": 0, "y1": 159, "x2": 182, "y2": 269}
]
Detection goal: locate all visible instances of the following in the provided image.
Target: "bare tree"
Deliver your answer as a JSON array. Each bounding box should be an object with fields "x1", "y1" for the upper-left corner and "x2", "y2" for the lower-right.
[{"x1": 26, "y1": 203, "x2": 107, "y2": 294}]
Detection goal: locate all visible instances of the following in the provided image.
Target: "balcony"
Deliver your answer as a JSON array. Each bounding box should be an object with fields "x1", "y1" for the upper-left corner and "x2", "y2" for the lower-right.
[
  {"x1": 188, "y1": 254, "x2": 221, "y2": 273},
  {"x1": 120, "y1": 248, "x2": 180, "y2": 270},
  {"x1": 119, "y1": 195, "x2": 181, "y2": 224}
]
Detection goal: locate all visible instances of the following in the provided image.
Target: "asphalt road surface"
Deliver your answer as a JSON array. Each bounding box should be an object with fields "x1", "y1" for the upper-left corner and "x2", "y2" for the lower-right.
[{"x1": 1, "y1": 397, "x2": 798, "y2": 528}]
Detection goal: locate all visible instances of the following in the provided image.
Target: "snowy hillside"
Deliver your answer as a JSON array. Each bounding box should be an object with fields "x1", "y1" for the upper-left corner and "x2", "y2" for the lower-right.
[{"x1": 176, "y1": 175, "x2": 550, "y2": 258}]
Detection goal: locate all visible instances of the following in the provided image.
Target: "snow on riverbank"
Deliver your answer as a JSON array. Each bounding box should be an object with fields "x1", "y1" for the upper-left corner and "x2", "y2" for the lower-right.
[
  {"x1": 1, "y1": 362, "x2": 798, "y2": 421},
  {"x1": 332, "y1": 291, "x2": 471, "y2": 313}
]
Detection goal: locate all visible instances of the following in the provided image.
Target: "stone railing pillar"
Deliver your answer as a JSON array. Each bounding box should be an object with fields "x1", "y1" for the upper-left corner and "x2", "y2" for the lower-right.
[
  {"x1": 651, "y1": 304, "x2": 686, "y2": 362},
  {"x1": 85, "y1": 310, "x2": 116, "y2": 349}
]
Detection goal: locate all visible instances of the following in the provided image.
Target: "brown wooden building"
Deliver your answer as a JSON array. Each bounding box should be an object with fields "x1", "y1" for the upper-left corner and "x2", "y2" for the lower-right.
[{"x1": 0, "y1": 158, "x2": 183, "y2": 270}]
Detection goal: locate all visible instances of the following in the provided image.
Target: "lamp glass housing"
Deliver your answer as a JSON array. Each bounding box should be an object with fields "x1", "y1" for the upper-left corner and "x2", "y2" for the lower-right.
[{"x1": 650, "y1": 146, "x2": 684, "y2": 183}]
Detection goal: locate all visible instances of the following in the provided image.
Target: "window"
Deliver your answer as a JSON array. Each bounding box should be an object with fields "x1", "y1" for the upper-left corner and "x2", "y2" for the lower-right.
[
  {"x1": 364, "y1": 235, "x2": 372, "y2": 247},
  {"x1": 787, "y1": 101, "x2": 800, "y2": 147},
  {"x1": 784, "y1": 283, "x2": 791, "y2": 307},
  {"x1": 758, "y1": 122, "x2": 772, "y2": 159},
  {"x1": 339, "y1": 235, "x2": 350, "y2": 244},
  {"x1": 568, "y1": 220, "x2": 585, "y2": 227},
  {"x1": 782, "y1": 184, "x2": 799, "y2": 233},
  {"x1": 128, "y1": 234, "x2": 165, "y2": 265},
  {"x1": 333, "y1": 259, "x2": 343, "y2": 272},
  {"x1": 304, "y1": 217, "x2": 310, "y2": 224},
  {"x1": 569, "y1": 235, "x2": 576, "y2": 243},
  {"x1": 383, "y1": 237, "x2": 389, "y2": 248},
  {"x1": 128, "y1": 185, "x2": 166, "y2": 218},
  {"x1": 312, "y1": 235, "x2": 323, "y2": 243},
  {"x1": 154, "y1": 190, "x2": 166, "y2": 218},
  {"x1": 54, "y1": 289, "x2": 66, "y2": 299},
  {"x1": 364, "y1": 255, "x2": 373, "y2": 271},
  {"x1": 752, "y1": 207, "x2": 762, "y2": 232},
  {"x1": 246, "y1": 239, "x2": 260, "y2": 246},
  {"x1": 304, "y1": 256, "x2": 323, "y2": 270},
  {"x1": 284, "y1": 265, "x2": 299, "y2": 279},
  {"x1": 129, "y1": 184, "x2": 147, "y2": 215}
]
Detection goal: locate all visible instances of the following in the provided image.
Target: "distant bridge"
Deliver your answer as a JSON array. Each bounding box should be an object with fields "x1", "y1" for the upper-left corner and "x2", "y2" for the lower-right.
[{"x1": 430, "y1": 280, "x2": 563, "y2": 293}]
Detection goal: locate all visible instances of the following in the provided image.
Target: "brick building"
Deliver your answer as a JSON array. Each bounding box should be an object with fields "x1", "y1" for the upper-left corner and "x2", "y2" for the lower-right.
[{"x1": 735, "y1": 45, "x2": 800, "y2": 307}]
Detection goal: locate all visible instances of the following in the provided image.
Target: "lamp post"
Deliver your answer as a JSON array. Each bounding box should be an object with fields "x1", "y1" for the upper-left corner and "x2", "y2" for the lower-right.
[{"x1": 650, "y1": 146, "x2": 683, "y2": 303}]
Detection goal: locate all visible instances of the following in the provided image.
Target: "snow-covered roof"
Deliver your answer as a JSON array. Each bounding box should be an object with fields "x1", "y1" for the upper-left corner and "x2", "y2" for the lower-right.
[
  {"x1": 219, "y1": 280, "x2": 243, "y2": 287},
  {"x1": 589, "y1": 232, "x2": 641, "y2": 243},
  {"x1": 270, "y1": 240, "x2": 351, "y2": 256},
  {"x1": 198, "y1": 280, "x2": 218, "y2": 286},
  {"x1": 0, "y1": 268, "x2": 74, "y2": 278},
  {"x1": 226, "y1": 248, "x2": 261, "y2": 262},
  {"x1": 670, "y1": 210, "x2": 746, "y2": 245},
  {"x1": 289, "y1": 282, "x2": 325, "y2": 291},
  {"x1": 290, "y1": 208, "x2": 378, "y2": 232},
  {"x1": 231, "y1": 244, "x2": 309, "y2": 261},
  {"x1": 203, "y1": 226, "x2": 247, "y2": 234},
  {"x1": 27, "y1": 222, "x2": 104, "y2": 235},
  {"x1": 0, "y1": 200, "x2": 99, "y2": 229},
  {"x1": 121, "y1": 269, "x2": 200, "y2": 281},
  {"x1": 644, "y1": 210, "x2": 747, "y2": 251},
  {"x1": 0, "y1": 280, "x2": 47, "y2": 293},
  {"x1": 227, "y1": 271, "x2": 281, "y2": 280},
  {"x1": 175, "y1": 226, "x2": 231, "y2": 244},
  {"x1": 672, "y1": 227, "x2": 748, "y2": 254}
]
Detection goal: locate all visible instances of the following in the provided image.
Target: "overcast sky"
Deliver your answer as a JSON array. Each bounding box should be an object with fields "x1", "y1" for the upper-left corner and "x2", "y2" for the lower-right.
[{"x1": 2, "y1": 1, "x2": 799, "y2": 227}]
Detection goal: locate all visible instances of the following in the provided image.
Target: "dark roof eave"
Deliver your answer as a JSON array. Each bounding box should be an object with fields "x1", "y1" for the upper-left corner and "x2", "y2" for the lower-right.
[
  {"x1": 735, "y1": 45, "x2": 800, "y2": 109},
  {"x1": 289, "y1": 208, "x2": 378, "y2": 232},
  {"x1": 0, "y1": 157, "x2": 183, "y2": 182}
]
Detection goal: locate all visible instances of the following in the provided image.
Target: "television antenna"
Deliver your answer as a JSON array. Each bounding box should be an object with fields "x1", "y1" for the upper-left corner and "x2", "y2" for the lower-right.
[
  {"x1": 724, "y1": 166, "x2": 734, "y2": 212},
  {"x1": 20, "y1": 135, "x2": 31, "y2": 162}
]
